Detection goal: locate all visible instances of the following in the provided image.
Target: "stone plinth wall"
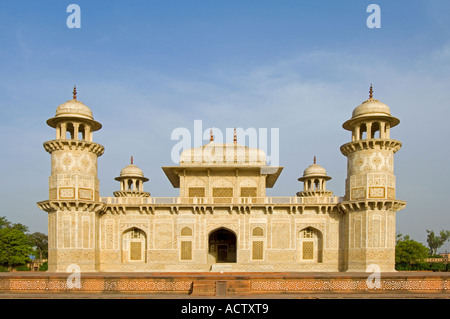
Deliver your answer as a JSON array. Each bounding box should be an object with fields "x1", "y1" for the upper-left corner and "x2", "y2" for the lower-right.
[{"x1": 0, "y1": 272, "x2": 448, "y2": 296}]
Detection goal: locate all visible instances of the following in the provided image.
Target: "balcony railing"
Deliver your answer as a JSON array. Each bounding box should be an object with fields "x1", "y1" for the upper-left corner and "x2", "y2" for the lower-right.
[{"x1": 100, "y1": 196, "x2": 343, "y2": 205}]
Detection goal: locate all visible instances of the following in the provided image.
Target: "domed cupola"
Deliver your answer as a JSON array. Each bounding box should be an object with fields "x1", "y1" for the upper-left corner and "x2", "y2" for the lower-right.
[
  {"x1": 114, "y1": 157, "x2": 150, "y2": 197},
  {"x1": 342, "y1": 85, "x2": 399, "y2": 140},
  {"x1": 297, "y1": 157, "x2": 333, "y2": 197},
  {"x1": 46, "y1": 86, "x2": 102, "y2": 141}
]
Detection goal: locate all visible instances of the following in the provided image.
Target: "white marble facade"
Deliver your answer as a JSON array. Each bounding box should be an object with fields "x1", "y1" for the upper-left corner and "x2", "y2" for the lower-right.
[{"x1": 38, "y1": 86, "x2": 406, "y2": 272}]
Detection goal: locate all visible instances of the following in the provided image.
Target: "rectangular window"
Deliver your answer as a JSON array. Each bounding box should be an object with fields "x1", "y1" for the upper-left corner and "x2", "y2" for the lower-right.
[
  {"x1": 189, "y1": 187, "x2": 205, "y2": 197},
  {"x1": 213, "y1": 187, "x2": 233, "y2": 197},
  {"x1": 181, "y1": 241, "x2": 192, "y2": 260},
  {"x1": 240, "y1": 187, "x2": 257, "y2": 197},
  {"x1": 213, "y1": 187, "x2": 233, "y2": 203},
  {"x1": 130, "y1": 242, "x2": 142, "y2": 261},
  {"x1": 252, "y1": 241, "x2": 264, "y2": 260},
  {"x1": 105, "y1": 220, "x2": 114, "y2": 250},
  {"x1": 302, "y1": 241, "x2": 314, "y2": 260}
]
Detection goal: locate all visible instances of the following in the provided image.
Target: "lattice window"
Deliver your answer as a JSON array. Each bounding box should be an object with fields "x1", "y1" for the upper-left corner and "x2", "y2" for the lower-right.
[
  {"x1": 252, "y1": 227, "x2": 264, "y2": 237},
  {"x1": 252, "y1": 241, "x2": 264, "y2": 260},
  {"x1": 181, "y1": 226, "x2": 193, "y2": 237},
  {"x1": 213, "y1": 187, "x2": 233, "y2": 197},
  {"x1": 131, "y1": 228, "x2": 142, "y2": 239},
  {"x1": 213, "y1": 187, "x2": 233, "y2": 203},
  {"x1": 105, "y1": 221, "x2": 114, "y2": 249},
  {"x1": 241, "y1": 187, "x2": 257, "y2": 197},
  {"x1": 130, "y1": 242, "x2": 142, "y2": 261},
  {"x1": 301, "y1": 228, "x2": 315, "y2": 239},
  {"x1": 189, "y1": 187, "x2": 205, "y2": 197},
  {"x1": 299, "y1": 227, "x2": 323, "y2": 262},
  {"x1": 302, "y1": 241, "x2": 314, "y2": 260},
  {"x1": 181, "y1": 241, "x2": 192, "y2": 260}
]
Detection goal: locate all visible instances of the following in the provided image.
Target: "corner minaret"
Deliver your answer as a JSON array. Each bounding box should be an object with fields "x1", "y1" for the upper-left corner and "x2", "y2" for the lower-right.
[
  {"x1": 339, "y1": 86, "x2": 406, "y2": 272},
  {"x1": 37, "y1": 87, "x2": 105, "y2": 272}
]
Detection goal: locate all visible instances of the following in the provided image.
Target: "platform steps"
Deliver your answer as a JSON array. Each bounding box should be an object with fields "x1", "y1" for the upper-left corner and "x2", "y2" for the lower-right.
[
  {"x1": 190, "y1": 280, "x2": 251, "y2": 296},
  {"x1": 190, "y1": 280, "x2": 217, "y2": 296}
]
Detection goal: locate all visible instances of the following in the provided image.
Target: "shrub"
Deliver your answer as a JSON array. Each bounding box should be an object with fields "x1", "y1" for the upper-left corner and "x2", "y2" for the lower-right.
[
  {"x1": 39, "y1": 261, "x2": 48, "y2": 271},
  {"x1": 429, "y1": 263, "x2": 447, "y2": 272},
  {"x1": 15, "y1": 265, "x2": 30, "y2": 271}
]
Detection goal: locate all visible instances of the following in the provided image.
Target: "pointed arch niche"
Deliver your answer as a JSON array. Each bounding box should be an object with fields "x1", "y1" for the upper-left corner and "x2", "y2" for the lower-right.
[
  {"x1": 298, "y1": 227, "x2": 323, "y2": 263},
  {"x1": 121, "y1": 227, "x2": 147, "y2": 263}
]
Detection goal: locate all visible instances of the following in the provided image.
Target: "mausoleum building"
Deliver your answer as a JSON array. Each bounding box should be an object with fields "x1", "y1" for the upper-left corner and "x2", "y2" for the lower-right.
[{"x1": 37, "y1": 86, "x2": 406, "y2": 272}]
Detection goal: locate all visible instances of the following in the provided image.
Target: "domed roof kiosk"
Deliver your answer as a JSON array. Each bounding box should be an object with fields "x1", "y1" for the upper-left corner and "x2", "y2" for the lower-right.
[
  {"x1": 46, "y1": 86, "x2": 102, "y2": 141},
  {"x1": 114, "y1": 157, "x2": 150, "y2": 198}
]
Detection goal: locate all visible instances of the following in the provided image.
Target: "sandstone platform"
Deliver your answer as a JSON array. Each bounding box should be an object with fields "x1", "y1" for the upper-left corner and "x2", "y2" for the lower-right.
[{"x1": 0, "y1": 271, "x2": 448, "y2": 298}]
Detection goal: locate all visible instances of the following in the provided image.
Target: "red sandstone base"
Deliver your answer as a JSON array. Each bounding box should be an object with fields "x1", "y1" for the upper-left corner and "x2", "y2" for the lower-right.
[{"x1": 0, "y1": 272, "x2": 448, "y2": 297}]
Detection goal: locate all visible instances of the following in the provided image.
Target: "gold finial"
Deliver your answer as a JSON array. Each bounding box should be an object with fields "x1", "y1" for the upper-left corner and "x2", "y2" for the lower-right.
[
  {"x1": 314, "y1": 156, "x2": 316, "y2": 164},
  {"x1": 233, "y1": 127, "x2": 237, "y2": 144},
  {"x1": 369, "y1": 84, "x2": 373, "y2": 99},
  {"x1": 210, "y1": 128, "x2": 214, "y2": 142},
  {"x1": 73, "y1": 85, "x2": 77, "y2": 100},
  {"x1": 131, "y1": 156, "x2": 134, "y2": 165}
]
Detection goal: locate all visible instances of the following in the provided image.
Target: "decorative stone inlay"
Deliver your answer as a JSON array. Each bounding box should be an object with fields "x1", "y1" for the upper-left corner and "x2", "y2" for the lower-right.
[
  {"x1": 251, "y1": 278, "x2": 449, "y2": 292},
  {"x1": 0, "y1": 275, "x2": 447, "y2": 295}
]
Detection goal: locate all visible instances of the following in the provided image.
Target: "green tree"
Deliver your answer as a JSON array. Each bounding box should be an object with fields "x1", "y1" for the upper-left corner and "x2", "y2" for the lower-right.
[
  {"x1": 395, "y1": 235, "x2": 429, "y2": 269},
  {"x1": 0, "y1": 227, "x2": 33, "y2": 268},
  {"x1": 426, "y1": 230, "x2": 450, "y2": 256},
  {"x1": 28, "y1": 232, "x2": 48, "y2": 260},
  {"x1": 0, "y1": 217, "x2": 12, "y2": 229},
  {"x1": 0, "y1": 216, "x2": 41, "y2": 270}
]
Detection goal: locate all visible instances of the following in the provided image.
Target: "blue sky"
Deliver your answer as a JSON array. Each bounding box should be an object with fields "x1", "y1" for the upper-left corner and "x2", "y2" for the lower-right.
[{"x1": 0, "y1": 1, "x2": 449, "y2": 251}]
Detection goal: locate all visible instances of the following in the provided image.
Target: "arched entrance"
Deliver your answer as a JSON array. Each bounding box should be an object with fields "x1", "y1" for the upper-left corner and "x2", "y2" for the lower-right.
[{"x1": 208, "y1": 228, "x2": 237, "y2": 263}]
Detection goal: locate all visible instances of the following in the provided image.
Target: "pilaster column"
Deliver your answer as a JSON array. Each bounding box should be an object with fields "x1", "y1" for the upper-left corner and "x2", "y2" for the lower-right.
[
  {"x1": 61, "y1": 123, "x2": 67, "y2": 139},
  {"x1": 380, "y1": 122, "x2": 386, "y2": 138},
  {"x1": 74, "y1": 123, "x2": 80, "y2": 140},
  {"x1": 355, "y1": 125, "x2": 360, "y2": 141},
  {"x1": 366, "y1": 122, "x2": 372, "y2": 139}
]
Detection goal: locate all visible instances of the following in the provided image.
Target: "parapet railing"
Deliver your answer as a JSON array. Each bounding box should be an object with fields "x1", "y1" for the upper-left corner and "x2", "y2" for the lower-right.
[{"x1": 100, "y1": 196, "x2": 343, "y2": 205}]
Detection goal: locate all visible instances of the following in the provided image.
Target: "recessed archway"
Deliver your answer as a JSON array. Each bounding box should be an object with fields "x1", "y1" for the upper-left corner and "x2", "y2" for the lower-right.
[
  {"x1": 208, "y1": 228, "x2": 237, "y2": 263},
  {"x1": 298, "y1": 227, "x2": 323, "y2": 263},
  {"x1": 121, "y1": 227, "x2": 147, "y2": 263}
]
